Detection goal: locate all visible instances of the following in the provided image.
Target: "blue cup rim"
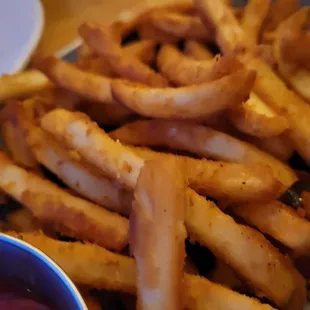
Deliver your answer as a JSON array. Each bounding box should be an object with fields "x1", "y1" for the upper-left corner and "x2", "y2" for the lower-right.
[{"x1": 0, "y1": 233, "x2": 87, "y2": 310}]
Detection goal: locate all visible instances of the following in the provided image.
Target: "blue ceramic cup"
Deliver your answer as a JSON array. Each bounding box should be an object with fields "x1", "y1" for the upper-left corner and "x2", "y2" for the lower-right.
[{"x1": 0, "y1": 233, "x2": 87, "y2": 310}]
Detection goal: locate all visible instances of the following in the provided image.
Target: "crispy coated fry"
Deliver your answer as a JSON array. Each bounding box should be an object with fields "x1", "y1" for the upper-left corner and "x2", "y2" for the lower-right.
[
  {"x1": 194, "y1": 0, "x2": 310, "y2": 164},
  {"x1": 28, "y1": 127, "x2": 132, "y2": 215},
  {"x1": 150, "y1": 12, "x2": 212, "y2": 41},
  {"x1": 0, "y1": 152, "x2": 129, "y2": 251},
  {"x1": 241, "y1": 0, "x2": 271, "y2": 44},
  {"x1": 184, "y1": 40, "x2": 213, "y2": 60},
  {"x1": 0, "y1": 70, "x2": 51, "y2": 103},
  {"x1": 157, "y1": 44, "x2": 242, "y2": 86},
  {"x1": 40, "y1": 109, "x2": 144, "y2": 190},
  {"x1": 37, "y1": 57, "x2": 114, "y2": 104},
  {"x1": 109, "y1": 119, "x2": 297, "y2": 188},
  {"x1": 1, "y1": 100, "x2": 38, "y2": 169},
  {"x1": 79, "y1": 23, "x2": 168, "y2": 87},
  {"x1": 229, "y1": 93, "x2": 289, "y2": 138},
  {"x1": 131, "y1": 159, "x2": 187, "y2": 310},
  {"x1": 111, "y1": 70, "x2": 255, "y2": 120},
  {"x1": 186, "y1": 189, "x2": 295, "y2": 306},
  {"x1": 124, "y1": 40, "x2": 157, "y2": 65},
  {"x1": 6, "y1": 208, "x2": 39, "y2": 233},
  {"x1": 264, "y1": 0, "x2": 299, "y2": 32},
  {"x1": 274, "y1": 9, "x2": 310, "y2": 102},
  {"x1": 6, "y1": 231, "x2": 276, "y2": 310},
  {"x1": 233, "y1": 200, "x2": 310, "y2": 257}
]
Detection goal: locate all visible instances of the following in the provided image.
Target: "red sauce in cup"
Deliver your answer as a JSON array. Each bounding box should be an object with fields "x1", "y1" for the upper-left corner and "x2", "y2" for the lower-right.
[{"x1": 0, "y1": 279, "x2": 53, "y2": 310}]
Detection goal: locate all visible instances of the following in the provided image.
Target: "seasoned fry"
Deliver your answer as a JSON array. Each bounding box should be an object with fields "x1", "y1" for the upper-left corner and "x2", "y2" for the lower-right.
[
  {"x1": 131, "y1": 158, "x2": 187, "y2": 310},
  {"x1": 233, "y1": 200, "x2": 310, "y2": 257},
  {"x1": 124, "y1": 40, "x2": 157, "y2": 65},
  {"x1": 229, "y1": 93, "x2": 289, "y2": 138},
  {"x1": 274, "y1": 9, "x2": 310, "y2": 102},
  {"x1": 157, "y1": 44, "x2": 242, "y2": 86},
  {"x1": 150, "y1": 12, "x2": 212, "y2": 41},
  {"x1": 1, "y1": 100, "x2": 38, "y2": 169},
  {"x1": 184, "y1": 40, "x2": 213, "y2": 60},
  {"x1": 109, "y1": 119, "x2": 297, "y2": 188},
  {"x1": 79, "y1": 22, "x2": 168, "y2": 87},
  {"x1": 241, "y1": 0, "x2": 271, "y2": 44},
  {"x1": 111, "y1": 70, "x2": 255, "y2": 120},
  {"x1": 0, "y1": 151, "x2": 129, "y2": 251},
  {"x1": 194, "y1": 0, "x2": 310, "y2": 164},
  {"x1": 6, "y1": 208, "x2": 39, "y2": 233},
  {"x1": 0, "y1": 70, "x2": 51, "y2": 103},
  {"x1": 37, "y1": 57, "x2": 114, "y2": 104},
  {"x1": 186, "y1": 189, "x2": 295, "y2": 307},
  {"x1": 7, "y1": 231, "x2": 277, "y2": 310},
  {"x1": 28, "y1": 127, "x2": 132, "y2": 215}
]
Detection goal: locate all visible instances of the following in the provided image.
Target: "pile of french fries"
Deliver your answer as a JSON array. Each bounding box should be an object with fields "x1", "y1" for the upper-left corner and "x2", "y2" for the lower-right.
[{"x1": 1, "y1": 0, "x2": 310, "y2": 309}]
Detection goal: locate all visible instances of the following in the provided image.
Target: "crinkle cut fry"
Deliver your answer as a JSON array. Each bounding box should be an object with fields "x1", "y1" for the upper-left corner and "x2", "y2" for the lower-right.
[
  {"x1": 131, "y1": 158, "x2": 186, "y2": 310},
  {"x1": 109, "y1": 119, "x2": 297, "y2": 188},
  {"x1": 110, "y1": 71, "x2": 255, "y2": 120},
  {"x1": 157, "y1": 44, "x2": 242, "y2": 86},
  {"x1": 41, "y1": 110, "x2": 296, "y2": 306},
  {"x1": 28, "y1": 127, "x2": 133, "y2": 215},
  {"x1": 79, "y1": 22, "x2": 168, "y2": 87},
  {"x1": 7, "y1": 232, "x2": 276, "y2": 310},
  {"x1": 193, "y1": 0, "x2": 310, "y2": 164},
  {"x1": 0, "y1": 151, "x2": 129, "y2": 251},
  {"x1": 41, "y1": 109, "x2": 282, "y2": 203}
]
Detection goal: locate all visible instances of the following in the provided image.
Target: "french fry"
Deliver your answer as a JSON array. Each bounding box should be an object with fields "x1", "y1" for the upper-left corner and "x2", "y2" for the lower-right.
[
  {"x1": 6, "y1": 208, "x2": 39, "y2": 233},
  {"x1": 1, "y1": 100, "x2": 38, "y2": 169},
  {"x1": 131, "y1": 158, "x2": 187, "y2": 310},
  {"x1": 241, "y1": 0, "x2": 272, "y2": 44},
  {"x1": 109, "y1": 119, "x2": 297, "y2": 188},
  {"x1": 0, "y1": 151, "x2": 129, "y2": 251},
  {"x1": 6, "y1": 231, "x2": 277, "y2": 310},
  {"x1": 123, "y1": 40, "x2": 157, "y2": 65},
  {"x1": 194, "y1": 0, "x2": 310, "y2": 164},
  {"x1": 111, "y1": 70, "x2": 255, "y2": 120},
  {"x1": 0, "y1": 70, "x2": 52, "y2": 103},
  {"x1": 28, "y1": 127, "x2": 133, "y2": 215},
  {"x1": 233, "y1": 200, "x2": 310, "y2": 257},
  {"x1": 79, "y1": 23, "x2": 168, "y2": 87},
  {"x1": 302, "y1": 191, "x2": 310, "y2": 220},
  {"x1": 157, "y1": 44, "x2": 242, "y2": 86},
  {"x1": 274, "y1": 9, "x2": 310, "y2": 103},
  {"x1": 150, "y1": 11, "x2": 212, "y2": 41},
  {"x1": 184, "y1": 40, "x2": 213, "y2": 60},
  {"x1": 37, "y1": 57, "x2": 115, "y2": 104},
  {"x1": 186, "y1": 189, "x2": 296, "y2": 307},
  {"x1": 229, "y1": 93, "x2": 289, "y2": 138}
]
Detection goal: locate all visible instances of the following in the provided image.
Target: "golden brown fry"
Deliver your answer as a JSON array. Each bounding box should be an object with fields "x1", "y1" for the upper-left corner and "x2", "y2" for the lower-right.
[
  {"x1": 264, "y1": 0, "x2": 299, "y2": 32},
  {"x1": 157, "y1": 44, "x2": 242, "y2": 86},
  {"x1": 6, "y1": 208, "x2": 39, "y2": 233},
  {"x1": 7, "y1": 231, "x2": 276, "y2": 310},
  {"x1": 229, "y1": 93, "x2": 289, "y2": 138},
  {"x1": 241, "y1": 0, "x2": 272, "y2": 44},
  {"x1": 111, "y1": 70, "x2": 255, "y2": 120},
  {"x1": 150, "y1": 11, "x2": 212, "y2": 41},
  {"x1": 37, "y1": 56, "x2": 114, "y2": 104},
  {"x1": 1, "y1": 100, "x2": 38, "y2": 169},
  {"x1": 28, "y1": 127, "x2": 132, "y2": 215},
  {"x1": 131, "y1": 158, "x2": 187, "y2": 310},
  {"x1": 0, "y1": 70, "x2": 52, "y2": 103},
  {"x1": 40, "y1": 109, "x2": 144, "y2": 190},
  {"x1": 194, "y1": 0, "x2": 310, "y2": 164},
  {"x1": 0, "y1": 151, "x2": 129, "y2": 251},
  {"x1": 186, "y1": 189, "x2": 295, "y2": 307},
  {"x1": 109, "y1": 119, "x2": 297, "y2": 188},
  {"x1": 184, "y1": 40, "x2": 213, "y2": 60},
  {"x1": 274, "y1": 9, "x2": 310, "y2": 103},
  {"x1": 124, "y1": 40, "x2": 157, "y2": 65},
  {"x1": 233, "y1": 201, "x2": 310, "y2": 257},
  {"x1": 79, "y1": 22, "x2": 168, "y2": 87}
]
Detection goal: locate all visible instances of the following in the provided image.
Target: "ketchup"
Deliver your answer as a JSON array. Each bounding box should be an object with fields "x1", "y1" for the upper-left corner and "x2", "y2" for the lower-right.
[{"x1": 0, "y1": 279, "x2": 53, "y2": 310}]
